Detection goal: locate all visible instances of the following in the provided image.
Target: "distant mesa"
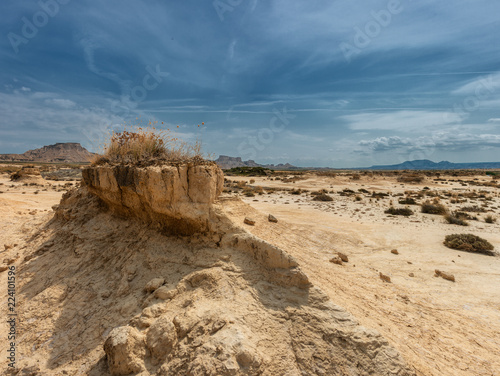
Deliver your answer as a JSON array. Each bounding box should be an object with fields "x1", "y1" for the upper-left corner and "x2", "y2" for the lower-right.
[
  {"x1": 215, "y1": 155, "x2": 296, "y2": 170},
  {"x1": 0, "y1": 142, "x2": 96, "y2": 163}
]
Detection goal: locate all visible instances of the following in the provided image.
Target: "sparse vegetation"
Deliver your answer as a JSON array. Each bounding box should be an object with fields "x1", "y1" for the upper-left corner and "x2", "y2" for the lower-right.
[
  {"x1": 397, "y1": 173, "x2": 424, "y2": 183},
  {"x1": 421, "y1": 200, "x2": 447, "y2": 215},
  {"x1": 459, "y1": 205, "x2": 487, "y2": 213},
  {"x1": 444, "y1": 214, "x2": 468, "y2": 226},
  {"x1": 94, "y1": 126, "x2": 204, "y2": 165},
  {"x1": 398, "y1": 197, "x2": 417, "y2": 205},
  {"x1": 312, "y1": 193, "x2": 333, "y2": 202},
  {"x1": 485, "y1": 215, "x2": 496, "y2": 224},
  {"x1": 224, "y1": 167, "x2": 270, "y2": 176},
  {"x1": 444, "y1": 234, "x2": 495, "y2": 255},
  {"x1": 384, "y1": 207, "x2": 414, "y2": 216}
]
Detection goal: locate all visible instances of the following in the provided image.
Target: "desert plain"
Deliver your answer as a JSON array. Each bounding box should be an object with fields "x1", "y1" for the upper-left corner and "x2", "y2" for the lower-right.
[{"x1": 0, "y1": 164, "x2": 499, "y2": 375}]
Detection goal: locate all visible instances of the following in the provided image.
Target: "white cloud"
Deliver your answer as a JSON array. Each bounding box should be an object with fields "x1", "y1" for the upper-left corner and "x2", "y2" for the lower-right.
[
  {"x1": 20, "y1": 86, "x2": 31, "y2": 92},
  {"x1": 342, "y1": 110, "x2": 461, "y2": 131},
  {"x1": 452, "y1": 73, "x2": 500, "y2": 96},
  {"x1": 44, "y1": 98, "x2": 77, "y2": 109},
  {"x1": 360, "y1": 133, "x2": 500, "y2": 153}
]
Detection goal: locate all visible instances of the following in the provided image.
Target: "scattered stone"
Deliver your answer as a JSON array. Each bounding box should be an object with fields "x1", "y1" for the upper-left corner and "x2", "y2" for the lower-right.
[
  {"x1": 407, "y1": 261, "x2": 412, "y2": 264},
  {"x1": 391, "y1": 249, "x2": 399, "y2": 255},
  {"x1": 268, "y1": 214, "x2": 278, "y2": 223},
  {"x1": 4, "y1": 244, "x2": 13, "y2": 250},
  {"x1": 146, "y1": 316, "x2": 177, "y2": 360},
  {"x1": 244, "y1": 217, "x2": 256, "y2": 226},
  {"x1": 154, "y1": 286, "x2": 176, "y2": 300},
  {"x1": 103, "y1": 326, "x2": 146, "y2": 375},
  {"x1": 0, "y1": 265, "x2": 9, "y2": 272},
  {"x1": 434, "y1": 270, "x2": 455, "y2": 282},
  {"x1": 329, "y1": 256, "x2": 343, "y2": 265},
  {"x1": 144, "y1": 278, "x2": 165, "y2": 293},
  {"x1": 337, "y1": 252, "x2": 349, "y2": 263},
  {"x1": 408, "y1": 273, "x2": 414, "y2": 277},
  {"x1": 379, "y1": 272, "x2": 391, "y2": 283}
]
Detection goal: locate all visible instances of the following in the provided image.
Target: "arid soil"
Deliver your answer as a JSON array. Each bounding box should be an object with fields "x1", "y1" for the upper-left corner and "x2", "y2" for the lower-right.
[
  {"x1": 0, "y1": 168, "x2": 499, "y2": 375},
  {"x1": 223, "y1": 173, "x2": 500, "y2": 376}
]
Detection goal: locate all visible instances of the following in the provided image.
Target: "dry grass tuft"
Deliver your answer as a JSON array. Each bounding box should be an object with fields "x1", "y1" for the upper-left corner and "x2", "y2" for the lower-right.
[
  {"x1": 93, "y1": 125, "x2": 206, "y2": 165},
  {"x1": 384, "y1": 207, "x2": 414, "y2": 216},
  {"x1": 421, "y1": 200, "x2": 447, "y2": 215}
]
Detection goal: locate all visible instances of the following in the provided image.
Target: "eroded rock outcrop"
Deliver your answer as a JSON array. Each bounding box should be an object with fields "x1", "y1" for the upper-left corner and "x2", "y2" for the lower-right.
[
  {"x1": 14, "y1": 163, "x2": 416, "y2": 375},
  {"x1": 82, "y1": 163, "x2": 224, "y2": 235}
]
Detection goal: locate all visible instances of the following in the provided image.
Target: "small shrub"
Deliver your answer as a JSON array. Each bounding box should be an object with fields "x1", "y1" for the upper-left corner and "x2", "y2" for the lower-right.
[
  {"x1": 485, "y1": 215, "x2": 496, "y2": 224},
  {"x1": 421, "y1": 201, "x2": 447, "y2": 215},
  {"x1": 444, "y1": 214, "x2": 468, "y2": 226},
  {"x1": 384, "y1": 207, "x2": 414, "y2": 216},
  {"x1": 249, "y1": 179, "x2": 255, "y2": 184},
  {"x1": 355, "y1": 195, "x2": 362, "y2": 201},
  {"x1": 459, "y1": 205, "x2": 487, "y2": 213},
  {"x1": 398, "y1": 197, "x2": 417, "y2": 205},
  {"x1": 311, "y1": 190, "x2": 326, "y2": 196},
  {"x1": 444, "y1": 234, "x2": 495, "y2": 255},
  {"x1": 244, "y1": 191, "x2": 255, "y2": 197},
  {"x1": 312, "y1": 193, "x2": 333, "y2": 202},
  {"x1": 397, "y1": 174, "x2": 424, "y2": 183},
  {"x1": 453, "y1": 211, "x2": 477, "y2": 221}
]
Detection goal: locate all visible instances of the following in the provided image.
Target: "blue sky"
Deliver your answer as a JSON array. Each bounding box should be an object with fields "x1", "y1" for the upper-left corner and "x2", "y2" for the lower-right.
[{"x1": 1, "y1": 0, "x2": 500, "y2": 167}]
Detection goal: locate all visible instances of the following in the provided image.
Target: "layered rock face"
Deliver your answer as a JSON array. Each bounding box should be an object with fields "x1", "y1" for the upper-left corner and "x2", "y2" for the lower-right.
[{"x1": 82, "y1": 163, "x2": 224, "y2": 235}]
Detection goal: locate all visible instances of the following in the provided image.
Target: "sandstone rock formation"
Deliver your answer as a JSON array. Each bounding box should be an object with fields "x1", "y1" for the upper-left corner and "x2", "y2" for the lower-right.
[{"x1": 82, "y1": 163, "x2": 224, "y2": 235}]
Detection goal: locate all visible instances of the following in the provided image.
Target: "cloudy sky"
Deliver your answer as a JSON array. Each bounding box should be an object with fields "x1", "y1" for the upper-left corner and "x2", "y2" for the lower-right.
[{"x1": 1, "y1": 0, "x2": 500, "y2": 167}]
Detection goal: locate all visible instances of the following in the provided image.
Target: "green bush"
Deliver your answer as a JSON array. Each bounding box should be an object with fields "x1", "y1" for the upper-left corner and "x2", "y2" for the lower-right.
[{"x1": 444, "y1": 234, "x2": 495, "y2": 256}]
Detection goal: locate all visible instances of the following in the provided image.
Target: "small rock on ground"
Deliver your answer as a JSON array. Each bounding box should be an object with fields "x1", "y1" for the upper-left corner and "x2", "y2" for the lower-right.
[
  {"x1": 244, "y1": 217, "x2": 256, "y2": 226},
  {"x1": 337, "y1": 252, "x2": 349, "y2": 262},
  {"x1": 329, "y1": 256, "x2": 343, "y2": 265},
  {"x1": 268, "y1": 214, "x2": 278, "y2": 223},
  {"x1": 434, "y1": 269, "x2": 455, "y2": 282},
  {"x1": 379, "y1": 272, "x2": 391, "y2": 283}
]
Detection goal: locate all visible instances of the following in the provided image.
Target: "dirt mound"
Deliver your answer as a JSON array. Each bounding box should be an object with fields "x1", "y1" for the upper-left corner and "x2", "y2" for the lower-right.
[
  {"x1": 3, "y1": 164, "x2": 415, "y2": 375},
  {"x1": 10, "y1": 165, "x2": 48, "y2": 185}
]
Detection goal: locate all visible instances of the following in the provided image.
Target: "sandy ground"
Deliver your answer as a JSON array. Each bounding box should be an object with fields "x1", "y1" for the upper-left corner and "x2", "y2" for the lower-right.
[
  {"x1": 222, "y1": 173, "x2": 500, "y2": 376},
  {"x1": 1, "y1": 170, "x2": 499, "y2": 375}
]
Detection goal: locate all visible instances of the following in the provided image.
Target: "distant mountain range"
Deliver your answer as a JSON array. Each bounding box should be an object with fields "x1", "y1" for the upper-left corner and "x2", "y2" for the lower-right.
[
  {"x1": 215, "y1": 156, "x2": 500, "y2": 171},
  {"x1": 0, "y1": 143, "x2": 96, "y2": 163},
  {"x1": 215, "y1": 155, "x2": 295, "y2": 170},
  {"x1": 365, "y1": 159, "x2": 500, "y2": 170}
]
